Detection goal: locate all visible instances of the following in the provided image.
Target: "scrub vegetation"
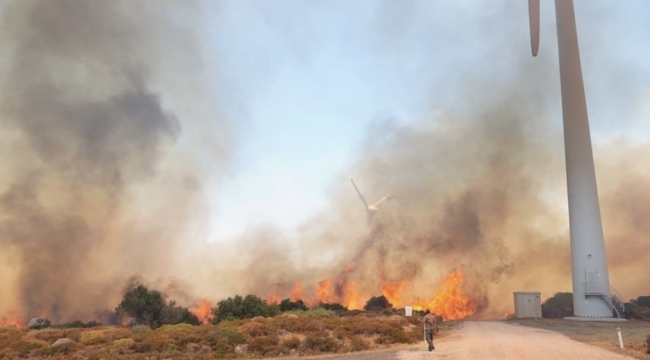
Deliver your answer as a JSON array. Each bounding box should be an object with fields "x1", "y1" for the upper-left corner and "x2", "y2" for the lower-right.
[{"x1": 0, "y1": 286, "x2": 458, "y2": 359}]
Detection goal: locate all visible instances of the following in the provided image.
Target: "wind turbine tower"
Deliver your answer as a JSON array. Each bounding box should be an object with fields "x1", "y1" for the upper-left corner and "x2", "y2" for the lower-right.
[{"x1": 528, "y1": 0, "x2": 624, "y2": 318}]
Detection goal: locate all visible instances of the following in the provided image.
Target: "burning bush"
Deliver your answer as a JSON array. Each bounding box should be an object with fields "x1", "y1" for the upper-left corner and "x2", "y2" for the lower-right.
[
  {"x1": 161, "y1": 301, "x2": 200, "y2": 326},
  {"x1": 279, "y1": 298, "x2": 308, "y2": 312},
  {"x1": 363, "y1": 295, "x2": 393, "y2": 311}
]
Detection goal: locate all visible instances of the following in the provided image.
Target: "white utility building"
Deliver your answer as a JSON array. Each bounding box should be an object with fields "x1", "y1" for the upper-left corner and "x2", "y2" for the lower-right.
[{"x1": 513, "y1": 292, "x2": 542, "y2": 318}]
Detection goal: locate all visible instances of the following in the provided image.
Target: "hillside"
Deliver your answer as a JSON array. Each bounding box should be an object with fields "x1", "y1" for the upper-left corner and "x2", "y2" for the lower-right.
[{"x1": 0, "y1": 311, "x2": 457, "y2": 359}]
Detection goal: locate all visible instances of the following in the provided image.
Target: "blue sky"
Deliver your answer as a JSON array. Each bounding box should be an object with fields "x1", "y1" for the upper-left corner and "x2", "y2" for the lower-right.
[{"x1": 203, "y1": 0, "x2": 650, "y2": 241}]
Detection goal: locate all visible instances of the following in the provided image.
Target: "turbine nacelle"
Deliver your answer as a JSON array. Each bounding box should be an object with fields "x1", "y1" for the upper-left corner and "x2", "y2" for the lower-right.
[{"x1": 350, "y1": 178, "x2": 390, "y2": 228}]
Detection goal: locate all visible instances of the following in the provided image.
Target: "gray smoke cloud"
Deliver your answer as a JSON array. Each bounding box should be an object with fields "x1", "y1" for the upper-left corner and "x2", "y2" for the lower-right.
[
  {"x1": 0, "y1": 0, "x2": 226, "y2": 322},
  {"x1": 1, "y1": 0, "x2": 647, "y2": 322},
  {"x1": 194, "y1": 1, "x2": 649, "y2": 318}
]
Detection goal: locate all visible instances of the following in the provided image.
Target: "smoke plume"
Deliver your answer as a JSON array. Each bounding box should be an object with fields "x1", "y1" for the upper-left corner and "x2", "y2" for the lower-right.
[
  {"x1": 1, "y1": 0, "x2": 647, "y2": 323},
  {"x1": 0, "y1": 0, "x2": 225, "y2": 322},
  {"x1": 195, "y1": 1, "x2": 649, "y2": 318}
]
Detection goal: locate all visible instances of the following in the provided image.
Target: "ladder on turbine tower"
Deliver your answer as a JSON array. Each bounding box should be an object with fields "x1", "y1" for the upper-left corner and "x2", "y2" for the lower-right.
[
  {"x1": 584, "y1": 270, "x2": 625, "y2": 318},
  {"x1": 603, "y1": 288, "x2": 626, "y2": 318},
  {"x1": 587, "y1": 289, "x2": 626, "y2": 318}
]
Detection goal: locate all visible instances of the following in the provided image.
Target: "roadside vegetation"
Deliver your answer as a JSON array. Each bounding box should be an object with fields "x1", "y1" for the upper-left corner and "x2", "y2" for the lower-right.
[{"x1": 0, "y1": 285, "x2": 457, "y2": 359}]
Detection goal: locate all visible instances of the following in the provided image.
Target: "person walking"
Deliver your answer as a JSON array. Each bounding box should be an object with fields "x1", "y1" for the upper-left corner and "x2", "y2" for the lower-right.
[{"x1": 420, "y1": 309, "x2": 438, "y2": 351}]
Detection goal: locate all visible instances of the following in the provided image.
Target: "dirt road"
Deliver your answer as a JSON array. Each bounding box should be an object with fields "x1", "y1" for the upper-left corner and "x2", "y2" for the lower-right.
[{"x1": 301, "y1": 321, "x2": 636, "y2": 360}]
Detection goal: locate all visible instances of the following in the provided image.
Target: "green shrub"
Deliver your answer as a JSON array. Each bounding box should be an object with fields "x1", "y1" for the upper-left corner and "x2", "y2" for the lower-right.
[
  {"x1": 112, "y1": 338, "x2": 136, "y2": 351},
  {"x1": 542, "y1": 292, "x2": 573, "y2": 318},
  {"x1": 625, "y1": 296, "x2": 650, "y2": 320},
  {"x1": 302, "y1": 307, "x2": 336, "y2": 318},
  {"x1": 116, "y1": 285, "x2": 166, "y2": 328},
  {"x1": 635, "y1": 296, "x2": 650, "y2": 308},
  {"x1": 212, "y1": 294, "x2": 279, "y2": 324}
]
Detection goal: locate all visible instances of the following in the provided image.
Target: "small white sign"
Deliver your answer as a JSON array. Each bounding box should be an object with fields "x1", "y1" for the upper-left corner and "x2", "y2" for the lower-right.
[{"x1": 405, "y1": 306, "x2": 413, "y2": 317}]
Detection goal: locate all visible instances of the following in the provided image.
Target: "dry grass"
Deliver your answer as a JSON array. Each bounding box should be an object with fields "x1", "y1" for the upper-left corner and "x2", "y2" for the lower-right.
[
  {"x1": 511, "y1": 318, "x2": 650, "y2": 359},
  {"x1": 0, "y1": 312, "x2": 460, "y2": 359}
]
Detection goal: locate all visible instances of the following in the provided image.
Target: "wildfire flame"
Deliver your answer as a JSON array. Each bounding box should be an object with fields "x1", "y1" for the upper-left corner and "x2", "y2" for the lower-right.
[
  {"x1": 381, "y1": 281, "x2": 409, "y2": 307},
  {"x1": 260, "y1": 269, "x2": 475, "y2": 319},
  {"x1": 290, "y1": 281, "x2": 303, "y2": 301},
  {"x1": 0, "y1": 316, "x2": 25, "y2": 329},
  {"x1": 342, "y1": 281, "x2": 363, "y2": 310},
  {"x1": 414, "y1": 269, "x2": 477, "y2": 320},
  {"x1": 316, "y1": 279, "x2": 336, "y2": 304},
  {"x1": 189, "y1": 299, "x2": 214, "y2": 324},
  {"x1": 265, "y1": 283, "x2": 282, "y2": 305}
]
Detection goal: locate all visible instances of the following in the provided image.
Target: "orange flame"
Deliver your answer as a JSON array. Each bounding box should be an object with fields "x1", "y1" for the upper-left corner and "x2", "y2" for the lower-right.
[
  {"x1": 265, "y1": 284, "x2": 282, "y2": 304},
  {"x1": 342, "y1": 281, "x2": 363, "y2": 310},
  {"x1": 0, "y1": 316, "x2": 25, "y2": 329},
  {"x1": 415, "y1": 269, "x2": 476, "y2": 320},
  {"x1": 189, "y1": 299, "x2": 214, "y2": 324},
  {"x1": 381, "y1": 281, "x2": 409, "y2": 307},
  {"x1": 290, "y1": 281, "x2": 304, "y2": 301},
  {"x1": 316, "y1": 280, "x2": 336, "y2": 304}
]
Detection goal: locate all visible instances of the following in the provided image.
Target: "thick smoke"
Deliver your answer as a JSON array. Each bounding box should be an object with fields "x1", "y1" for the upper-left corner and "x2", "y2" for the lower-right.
[
  {"x1": 0, "y1": 0, "x2": 224, "y2": 322},
  {"x1": 1, "y1": 0, "x2": 647, "y2": 322},
  {"x1": 200, "y1": 1, "x2": 649, "y2": 318}
]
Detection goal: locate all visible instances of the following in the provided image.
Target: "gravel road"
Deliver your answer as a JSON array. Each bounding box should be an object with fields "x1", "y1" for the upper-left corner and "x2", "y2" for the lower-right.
[{"x1": 297, "y1": 321, "x2": 636, "y2": 360}]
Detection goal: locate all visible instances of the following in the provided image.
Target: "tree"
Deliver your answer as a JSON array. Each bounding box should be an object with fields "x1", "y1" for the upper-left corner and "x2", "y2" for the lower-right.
[
  {"x1": 116, "y1": 285, "x2": 165, "y2": 328},
  {"x1": 541, "y1": 292, "x2": 573, "y2": 318},
  {"x1": 211, "y1": 294, "x2": 279, "y2": 324},
  {"x1": 279, "y1": 298, "x2": 308, "y2": 312},
  {"x1": 364, "y1": 295, "x2": 393, "y2": 311},
  {"x1": 634, "y1": 296, "x2": 650, "y2": 308},
  {"x1": 624, "y1": 296, "x2": 650, "y2": 320},
  {"x1": 162, "y1": 300, "x2": 200, "y2": 325}
]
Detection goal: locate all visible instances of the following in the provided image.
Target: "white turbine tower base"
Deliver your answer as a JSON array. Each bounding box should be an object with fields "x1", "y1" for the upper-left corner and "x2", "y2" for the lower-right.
[{"x1": 528, "y1": 0, "x2": 621, "y2": 319}]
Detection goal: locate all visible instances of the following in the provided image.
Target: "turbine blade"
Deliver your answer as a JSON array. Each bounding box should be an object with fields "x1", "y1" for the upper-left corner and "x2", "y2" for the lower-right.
[
  {"x1": 529, "y1": 0, "x2": 540, "y2": 56},
  {"x1": 350, "y1": 178, "x2": 369, "y2": 208},
  {"x1": 371, "y1": 196, "x2": 389, "y2": 208}
]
